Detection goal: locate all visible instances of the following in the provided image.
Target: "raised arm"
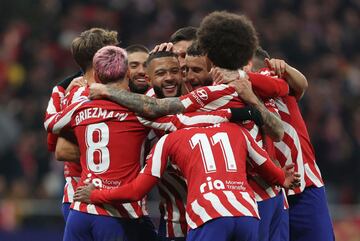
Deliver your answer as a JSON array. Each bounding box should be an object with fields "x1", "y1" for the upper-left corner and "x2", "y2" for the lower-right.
[{"x1": 265, "y1": 58, "x2": 308, "y2": 100}]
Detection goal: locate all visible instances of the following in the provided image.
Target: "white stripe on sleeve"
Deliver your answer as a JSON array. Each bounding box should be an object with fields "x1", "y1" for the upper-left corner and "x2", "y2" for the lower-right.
[{"x1": 151, "y1": 135, "x2": 169, "y2": 177}]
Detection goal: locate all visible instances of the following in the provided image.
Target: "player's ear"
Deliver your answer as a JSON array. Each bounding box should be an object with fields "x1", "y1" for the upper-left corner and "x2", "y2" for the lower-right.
[
  {"x1": 93, "y1": 72, "x2": 101, "y2": 83},
  {"x1": 205, "y1": 55, "x2": 213, "y2": 72}
]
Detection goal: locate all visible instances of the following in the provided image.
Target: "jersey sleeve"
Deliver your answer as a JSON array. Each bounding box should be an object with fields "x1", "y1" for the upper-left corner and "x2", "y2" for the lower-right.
[
  {"x1": 248, "y1": 72, "x2": 289, "y2": 98},
  {"x1": 89, "y1": 134, "x2": 171, "y2": 204},
  {"x1": 179, "y1": 84, "x2": 244, "y2": 112},
  {"x1": 90, "y1": 174, "x2": 158, "y2": 204},
  {"x1": 45, "y1": 86, "x2": 66, "y2": 152},
  {"x1": 137, "y1": 109, "x2": 232, "y2": 132},
  {"x1": 44, "y1": 87, "x2": 89, "y2": 134},
  {"x1": 241, "y1": 128, "x2": 285, "y2": 185}
]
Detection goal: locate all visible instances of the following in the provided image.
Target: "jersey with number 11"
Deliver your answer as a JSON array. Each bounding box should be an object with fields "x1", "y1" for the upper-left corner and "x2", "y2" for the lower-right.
[{"x1": 143, "y1": 123, "x2": 284, "y2": 229}]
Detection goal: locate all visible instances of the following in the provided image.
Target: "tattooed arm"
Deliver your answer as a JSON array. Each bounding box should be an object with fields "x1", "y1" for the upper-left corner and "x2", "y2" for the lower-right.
[
  {"x1": 229, "y1": 79, "x2": 284, "y2": 142},
  {"x1": 89, "y1": 83, "x2": 185, "y2": 118}
]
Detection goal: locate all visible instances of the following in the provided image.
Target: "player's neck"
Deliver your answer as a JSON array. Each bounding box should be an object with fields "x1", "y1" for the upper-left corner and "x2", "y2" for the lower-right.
[{"x1": 84, "y1": 69, "x2": 95, "y2": 85}]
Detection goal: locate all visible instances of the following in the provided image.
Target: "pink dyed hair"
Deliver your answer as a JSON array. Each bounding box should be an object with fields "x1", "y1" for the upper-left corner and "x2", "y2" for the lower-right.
[{"x1": 93, "y1": 46, "x2": 128, "y2": 84}]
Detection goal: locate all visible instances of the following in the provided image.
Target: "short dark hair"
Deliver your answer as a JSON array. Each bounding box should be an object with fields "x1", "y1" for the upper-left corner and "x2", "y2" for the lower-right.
[
  {"x1": 254, "y1": 47, "x2": 270, "y2": 60},
  {"x1": 197, "y1": 11, "x2": 258, "y2": 70},
  {"x1": 170, "y1": 26, "x2": 197, "y2": 43},
  {"x1": 71, "y1": 28, "x2": 119, "y2": 71},
  {"x1": 146, "y1": 51, "x2": 178, "y2": 66},
  {"x1": 126, "y1": 44, "x2": 149, "y2": 54},
  {"x1": 186, "y1": 41, "x2": 205, "y2": 57}
]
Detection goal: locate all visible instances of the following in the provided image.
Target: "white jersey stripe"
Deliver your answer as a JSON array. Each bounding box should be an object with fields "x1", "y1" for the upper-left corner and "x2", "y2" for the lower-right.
[
  {"x1": 185, "y1": 212, "x2": 197, "y2": 229},
  {"x1": 199, "y1": 92, "x2": 238, "y2": 112},
  {"x1": 176, "y1": 113, "x2": 229, "y2": 126},
  {"x1": 151, "y1": 135, "x2": 168, "y2": 177},
  {"x1": 203, "y1": 192, "x2": 232, "y2": 216},
  {"x1": 207, "y1": 84, "x2": 229, "y2": 92},
  {"x1": 73, "y1": 201, "x2": 81, "y2": 210},
  {"x1": 240, "y1": 192, "x2": 259, "y2": 217},
  {"x1": 190, "y1": 200, "x2": 212, "y2": 223},
  {"x1": 304, "y1": 163, "x2": 323, "y2": 187},
  {"x1": 277, "y1": 121, "x2": 306, "y2": 194},
  {"x1": 223, "y1": 191, "x2": 253, "y2": 216},
  {"x1": 123, "y1": 203, "x2": 139, "y2": 218},
  {"x1": 181, "y1": 98, "x2": 192, "y2": 109},
  {"x1": 51, "y1": 100, "x2": 87, "y2": 133},
  {"x1": 243, "y1": 133, "x2": 267, "y2": 165},
  {"x1": 87, "y1": 204, "x2": 98, "y2": 215},
  {"x1": 137, "y1": 116, "x2": 177, "y2": 132}
]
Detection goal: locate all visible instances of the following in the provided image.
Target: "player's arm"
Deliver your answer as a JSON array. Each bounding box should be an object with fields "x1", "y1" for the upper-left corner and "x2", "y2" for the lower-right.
[
  {"x1": 89, "y1": 83, "x2": 184, "y2": 119},
  {"x1": 265, "y1": 58, "x2": 308, "y2": 100},
  {"x1": 55, "y1": 136, "x2": 80, "y2": 162},
  {"x1": 241, "y1": 128, "x2": 300, "y2": 189},
  {"x1": 229, "y1": 79, "x2": 284, "y2": 141},
  {"x1": 247, "y1": 72, "x2": 289, "y2": 98},
  {"x1": 138, "y1": 108, "x2": 262, "y2": 132},
  {"x1": 74, "y1": 135, "x2": 171, "y2": 204},
  {"x1": 44, "y1": 88, "x2": 88, "y2": 135}
]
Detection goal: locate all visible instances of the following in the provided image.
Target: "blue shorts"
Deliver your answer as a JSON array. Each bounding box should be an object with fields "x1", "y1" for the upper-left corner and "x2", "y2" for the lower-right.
[
  {"x1": 257, "y1": 191, "x2": 289, "y2": 241},
  {"x1": 187, "y1": 216, "x2": 259, "y2": 241},
  {"x1": 157, "y1": 218, "x2": 186, "y2": 241},
  {"x1": 288, "y1": 186, "x2": 334, "y2": 241},
  {"x1": 62, "y1": 202, "x2": 71, "y2": 222},
  {"x1": 63, "y1": 210, "x2": 157, "y2": 241}
]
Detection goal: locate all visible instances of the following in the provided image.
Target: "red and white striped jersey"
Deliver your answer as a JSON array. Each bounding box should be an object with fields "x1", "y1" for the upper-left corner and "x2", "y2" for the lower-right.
[
  {"x1": 144, "y1": 88, "x2": 187, "y2": 238},
  {"x1": 180, "y1": 84, "x2": 284, "y2": 202},
  {"x1": 143, "y1": 123, "x2": 288, "y2": 229},
  {"x1": 44, "y1": 86, "x2": 233, "y2": 218},
  {"x1": 45, "y1": 85, "x2": 82, "y2": 203},
  {"x1": 274, "y1": 95, "x2": 324, "y2": 195},
  {"x1": 257, "y1": 68, "x2": 324, "y2": 195},
  {"x1": 245, "y1": 99, "x2": 282, "y2": 201}
]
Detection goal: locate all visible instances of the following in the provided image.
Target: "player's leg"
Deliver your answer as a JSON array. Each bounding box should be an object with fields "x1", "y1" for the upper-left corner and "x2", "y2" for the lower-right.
[
  {"x1": 234, "y1": 216, "x2": 259, "y2": 241},
  {"x1": 280, "y1": 209, "x2": 289, "y2": 241},
  {"x1": 137, "y1": 216, "x2": 158, "y2": 241},
  {"x1": 257, "y1": 198, "x2": 273, "y2": 241},
  {"x1": 91, "y1": 215, "x2": 129, "y2": 241},
  {"x1": 63, "y1": 210, "x2": 93, "y2": 241},
  {"x1": 158, "y1": 218, "x2": 186, "y2": 241},
  {"x1": 268, "y1": 192, "x2": 286, "y2": 241},
  {"x1": 62, "y1": 202, "x2": 71, "y2": 221},
  {"x1": 186, "y1": 217, "x2": 234, "y2": 241},
  {"x1": 288, "y1": 186, "x2": 334, "y2": 241}
]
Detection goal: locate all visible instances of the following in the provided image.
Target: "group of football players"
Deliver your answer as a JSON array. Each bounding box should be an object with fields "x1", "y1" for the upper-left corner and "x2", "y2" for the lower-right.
[{"x1": 44, "y1": 11, "x2": 334, "y2": 241}]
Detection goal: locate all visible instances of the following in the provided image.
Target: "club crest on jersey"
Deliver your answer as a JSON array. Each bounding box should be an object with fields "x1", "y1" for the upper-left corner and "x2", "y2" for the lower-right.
[
  {"x1": 200, "y1": 176, "x2": 225, "y2": 193},
  {"x1": 196, "y1": 89, "x2": 208, "y2": 100}
]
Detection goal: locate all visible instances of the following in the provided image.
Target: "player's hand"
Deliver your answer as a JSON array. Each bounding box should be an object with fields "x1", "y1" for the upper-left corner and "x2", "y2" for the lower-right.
[
  {"x1": 282, "y1": 164, "x2": 301, "y2": 189},
  {"x1": 210, "y1": 67, "x2": 247, "y2": 85},
  {"x1": 89, "y1": 83, "x2": 111, "y2": 100},
  {"x1": 150, "y1": 42, "x2": 173, "y2": 53},
  {"x1": 74, "y1": 184, "x2": 96, "y2": 203},
  {"x1": 265, "y1": 58, "x2": 287, "y2": 78},
  {"x1": 228, "y1": 78, "x2": 258, "y2": 105},
  {"x1": 66, "y1": 76, "x2": 87, "y2": 94}
]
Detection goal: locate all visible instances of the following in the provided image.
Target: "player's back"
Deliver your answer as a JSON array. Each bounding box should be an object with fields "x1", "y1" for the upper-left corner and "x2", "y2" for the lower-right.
[
  {"x1": 164, "y1": 123, "x2": 259, "y2": 228},
  {"x1": 71, "y1": 99, "x2": 149, "y2": 218}
]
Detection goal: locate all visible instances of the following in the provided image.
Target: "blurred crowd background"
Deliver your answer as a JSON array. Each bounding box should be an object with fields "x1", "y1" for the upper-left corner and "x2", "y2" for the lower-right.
[{"x1": 0, "y1": 0, "x2": 359, "y2": 240}]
